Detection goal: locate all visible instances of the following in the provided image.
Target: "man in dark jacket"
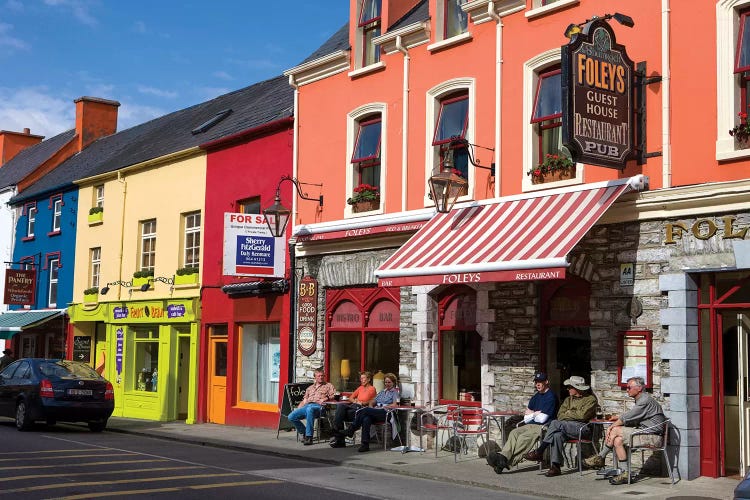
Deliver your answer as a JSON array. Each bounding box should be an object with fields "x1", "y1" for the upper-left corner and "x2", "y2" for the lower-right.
[{"x1": 0, "y1": 349, "x2": 14, "y2": 371}]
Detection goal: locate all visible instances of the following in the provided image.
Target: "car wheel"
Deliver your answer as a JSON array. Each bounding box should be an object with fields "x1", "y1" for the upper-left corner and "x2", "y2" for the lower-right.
[
  {"x1": 15, "y1": 401, "x2": 33, "y2": 431},
  {"x1": 88, "y1": 419, "x2": 107, "y2": 432}
]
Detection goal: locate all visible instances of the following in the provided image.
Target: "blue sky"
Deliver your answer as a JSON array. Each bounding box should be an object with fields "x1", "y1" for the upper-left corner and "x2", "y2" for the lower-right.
[{"x1": 0, "y1": 1, "x2": 349, "y2": 138}]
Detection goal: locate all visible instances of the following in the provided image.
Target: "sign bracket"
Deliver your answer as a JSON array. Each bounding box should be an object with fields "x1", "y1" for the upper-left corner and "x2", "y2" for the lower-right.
[{"x1": 634, "y1": 61, "x2": 663, "y2": 164}]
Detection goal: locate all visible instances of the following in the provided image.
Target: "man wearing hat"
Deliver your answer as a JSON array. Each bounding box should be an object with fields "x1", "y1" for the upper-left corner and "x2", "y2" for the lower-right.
[
  {"x1": 523, "y1": 375, "x2": 598, "y2": 477},
  {"x1": 486, "y1": 372, "x2": 558, "y2": 474},
  {"x1": 0, "y1": 348, "x2": 15, "y2": 371}
]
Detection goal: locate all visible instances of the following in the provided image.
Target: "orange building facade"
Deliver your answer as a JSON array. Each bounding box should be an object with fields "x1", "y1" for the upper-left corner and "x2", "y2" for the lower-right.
[{"x1": 284, "y1": 0, "x2": 750, "y2": 480}]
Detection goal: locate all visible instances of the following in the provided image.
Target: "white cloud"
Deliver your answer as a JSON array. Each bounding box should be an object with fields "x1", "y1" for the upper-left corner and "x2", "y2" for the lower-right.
[
  {"x1": 194, "y1": 87, "x2": 231, "y2": 102},
  {"x1": 0, "y1": 86, "x2": 73, "y2": 137},
  {"x1": 136, "y1": 85, "x2": 178, "y2": 99},
  {"x1": 44, "y1": 0, "x2": 97, "y2": 27},
  {"x1": 212, "y1": 71, "x2": 233, "y2": 81},
  {"x1": 116, "y1": 100, "x2": 167, "y2": 131},
  {"x1": 0, "y1": 22, "x2": 29, "y2": 51},
  {"x1": 132, "y1": 20, "x2": 146, "y2": 34}
]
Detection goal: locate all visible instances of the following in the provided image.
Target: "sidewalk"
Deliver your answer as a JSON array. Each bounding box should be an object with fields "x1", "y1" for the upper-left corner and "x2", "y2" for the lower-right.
[{"x1": 107, "y1": 417, "x2": 738, "y2": 500}]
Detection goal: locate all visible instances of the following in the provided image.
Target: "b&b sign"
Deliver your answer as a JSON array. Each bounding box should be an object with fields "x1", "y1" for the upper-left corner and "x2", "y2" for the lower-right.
[{"x1": 562, "y1": 18, "x2": 635, "y2": 169}]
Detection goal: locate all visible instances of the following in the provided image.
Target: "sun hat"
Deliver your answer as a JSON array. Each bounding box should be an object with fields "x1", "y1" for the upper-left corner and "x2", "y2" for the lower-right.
[
  {"x1": 533, "y1": 371, "x2": 548, "y2": 382},
  {"x1": 563, "y1": 375, "x2": 590, "y2": 391}
]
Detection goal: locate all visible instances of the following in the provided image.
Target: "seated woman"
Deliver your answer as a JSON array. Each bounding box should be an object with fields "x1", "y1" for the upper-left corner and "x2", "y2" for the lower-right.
[
  {"x1": 341, "y1": 372, "x2": 400, "y2": 452},
  {"x1": 330, "y1": 371, "x2": 376, "y2": 448}
]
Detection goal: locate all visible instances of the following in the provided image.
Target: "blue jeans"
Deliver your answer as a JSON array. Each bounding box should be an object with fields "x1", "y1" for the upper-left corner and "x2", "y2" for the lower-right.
[
  {"x1": 351, "y1": 407, "x2": 388, "y2": 444},
  {"x1": 288, "y1": 403, "x2": 322, "y2": 437}
]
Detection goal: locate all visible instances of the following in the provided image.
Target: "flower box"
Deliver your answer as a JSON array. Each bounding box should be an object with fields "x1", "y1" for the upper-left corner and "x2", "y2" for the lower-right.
[
  {"x1": 531, "y1": 166, "x2": 576, "y2": 184},
  {"x1": 88, "y1": 211, "x2": 103, "y2": 224},
  {"x1": 352, "y1": 199, "x2": 380, "y2": 213},
  {"x1": 132, "y1": 276, "x2": 150, "y2": 290},
  {"x1": 173, "y1": 273, "x2": 198, "y2": 286},
  {"x1": 83, "y1": 291, "x2": 98, "y2": 303}
]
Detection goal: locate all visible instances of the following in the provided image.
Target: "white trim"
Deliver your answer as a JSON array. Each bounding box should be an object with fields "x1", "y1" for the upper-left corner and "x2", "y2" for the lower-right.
[
  {"x1": 463, "y1": 0, "x2": 525, "y2": 24},
  {"x1": 424, "y1": 78, "x2": 476, "y2": 207},
  {"x1": 293, "y1": 207, "x2": 435, "y2": 237},
  {"x1": 283, "y1": 50, "x2": 351, "y2": 87},
  {"x1": 375, "y1": 22, "x2": 430, "y2": 55},
  {"x1": 522, "y1": 49, "x2": 583, "y2": 192},
  {"x1": 427, "y1": 32, "x2": 473, "y2": 52},
  {"x1": 717, "y1": 0, "x2": 750, "y2": 160},
  {"x1": 525, "y1": 0, "x2": 579, "y2": 20},
  {"x1": 348, "y1": 61, "x2": 385, "y2": 78},
  {"x1": 345, "y1": 103, "x2": 387, "y2": 218}
]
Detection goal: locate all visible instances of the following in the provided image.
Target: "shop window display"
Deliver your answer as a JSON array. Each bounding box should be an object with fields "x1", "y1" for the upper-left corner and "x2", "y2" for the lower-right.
[
  {"x1": 239, "y1": 322, "x2": 280, "y2": 405},
  {"x1": 133, "y1": 329, "x2": 159, "y2": 392}
]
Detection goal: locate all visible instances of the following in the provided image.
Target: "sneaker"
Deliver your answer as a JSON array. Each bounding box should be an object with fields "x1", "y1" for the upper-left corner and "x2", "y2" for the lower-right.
[
  {"x1": 303, "y1": 436, "x2": 313, "y2": 446},
  {"x1": 584, "y1": 455, "x2": 606, "y2": 469},
  {"x1": 544, "y1": 463, "x2": 562, "y2": 477},
  {"x1": 329, "y1": 440, "x2": 346, "y2": 448},
  {"x1": 599, "y1": 468, "x2": 622, "y2": 478},
  {"x1": 609, "y1": 471, "x2": 631, "y2": 485}
]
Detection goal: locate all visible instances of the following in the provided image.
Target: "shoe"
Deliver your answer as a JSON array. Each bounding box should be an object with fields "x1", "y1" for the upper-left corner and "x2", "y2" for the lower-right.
[
  {"x1": 584, "y1": 455, "x2": 606, "y2": 469},
  {"x1": 496, "y1": 454, "x2": 509, "y2": 471},
  {"x1": 601, "y1": 468, "x2": 623, "y2": 478},
  {"x1": 358, "y1": 443, "x2": 370, "y2": 452},
  {"x1": 486, "y1": 451, "x2": 499, "y2": 467},
  {"x1": 303, "y1": 436, "x2": 313, "y2": 445},
  {"x1": 329, "y1": 439, "x2": 346, "y2": 448},
  {"x1": 344, "y1": 427, "x2": 355, "y2": 438},
  {"x1": 609, "y1": 471, "x2": 631, "y2": 485},
  {"x1": 545, "y1": 463, "x2": 562, "y2": 477},
  {"x1": 524, "y1": 449, "x2": 543, "y2": 462}
]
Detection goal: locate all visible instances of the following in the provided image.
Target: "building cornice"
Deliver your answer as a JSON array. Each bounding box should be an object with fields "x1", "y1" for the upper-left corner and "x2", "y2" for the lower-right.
[
  {"x1": 284, "y1": 50, "x2": 351, "y2": 87},
  {"x1": 374, "y1": 22, "x2": 430, "y2": 55}
]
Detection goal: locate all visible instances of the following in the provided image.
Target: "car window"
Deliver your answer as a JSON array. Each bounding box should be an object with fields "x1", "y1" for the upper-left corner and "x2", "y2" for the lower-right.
[
  {"x1": 13, "y1": 362, "x2": 31, "y2": 379},
  {"x1": 39, "y1": 360, "x2": 100, "y2": 379},
  {"x1": 0, "y1": 361, "x2": 20, "y2": 380}
]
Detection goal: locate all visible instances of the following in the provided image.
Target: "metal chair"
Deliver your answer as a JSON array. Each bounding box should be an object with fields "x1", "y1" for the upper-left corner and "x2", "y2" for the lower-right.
[
  {"x1": 419, "y1": 404, "x2": 457, "y2": 457},
  {"x1": 626, "y1": 418, "x2": 675, "y2": 484},
  {"x1": 564, "y1": 421, "x2": 597, "y2": 475},
  {"x1": 449, "y1": 406, "x2": 490, "y2": 462}
]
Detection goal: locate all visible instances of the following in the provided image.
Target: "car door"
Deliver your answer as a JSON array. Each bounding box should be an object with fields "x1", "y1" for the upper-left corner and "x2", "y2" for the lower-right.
[{"x1": 0, "y1": 361, "x2": 21, "y2": 417}]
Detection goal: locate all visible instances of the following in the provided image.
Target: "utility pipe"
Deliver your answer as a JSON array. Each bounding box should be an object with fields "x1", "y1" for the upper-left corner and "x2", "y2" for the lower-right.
[
  {"x1": 287, "y1": 74, "x2": 301, "y2": 383},
  {"x1": 488, "y1": 2, "x2": 502, "y2": 198},
  {"x1": 661, "y1": 0, "x2": 671, "y2": 188},
  {"x1": 116, "y1": 171, "x2": 127, "y2": 301},
  {"x1": 395, "y1": 35, "x2": 410, "y2": 211}
]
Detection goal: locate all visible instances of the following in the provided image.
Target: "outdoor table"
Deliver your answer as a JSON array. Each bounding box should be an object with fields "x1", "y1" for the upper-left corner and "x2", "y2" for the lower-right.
[
  {"x1": 484, "y1": 410, "x2": 520, "y2": 447},
  {"x1": 589, "y1": 417, "x2": 619, "y2": 470},
  {"x1": 386, "y1": 405, "x2": 425, "y2": 454}
]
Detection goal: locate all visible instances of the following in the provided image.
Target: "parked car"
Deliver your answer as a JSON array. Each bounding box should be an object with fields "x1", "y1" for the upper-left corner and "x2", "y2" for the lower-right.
[{"x1": 0, "y1": 358, "x2": 114, "y2": 431}]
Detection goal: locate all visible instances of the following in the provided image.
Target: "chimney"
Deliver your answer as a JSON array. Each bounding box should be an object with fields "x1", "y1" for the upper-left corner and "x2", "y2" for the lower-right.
[
  {"x1": 74, "y1": 96, "x2": 120, "y2": 151},
  {"x1": 0, "y1": 128, "x2": 44, "y2": 165}
]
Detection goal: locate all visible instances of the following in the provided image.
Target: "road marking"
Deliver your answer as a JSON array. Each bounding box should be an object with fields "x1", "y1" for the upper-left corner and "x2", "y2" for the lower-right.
[
  {"x1": 0, "y1": 472, "x2": 243, "y2": 493},
  {"x1": 1, "y1": 465, "x2": 202, "y2": 482},
  {"x1": 0, "y1": 448, "x2": 109, "y2": 455},
  {"x1": 0, "y1": 458, "x2": 169, "y2": 470},
  {"x1": 55, "y1": 480, "x2": 283, "y2": 499},
  {"x1": 0, "y1": 452, "x2": 132, "y2": 461}
]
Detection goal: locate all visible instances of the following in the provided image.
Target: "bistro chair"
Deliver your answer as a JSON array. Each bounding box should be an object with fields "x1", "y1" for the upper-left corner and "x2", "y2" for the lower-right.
[
  {"x1": 449, "y1": 406, "x2": 490, "y2": 462},
  {"x1": 419, "y1": 404, "x2": 457, "y2": 457},
  {"x1": 626, "y1": 418, "x2": 675, "y2": 484},
  {"x1": 564, "y1": 421, "x2": 597, "y2": 475}
]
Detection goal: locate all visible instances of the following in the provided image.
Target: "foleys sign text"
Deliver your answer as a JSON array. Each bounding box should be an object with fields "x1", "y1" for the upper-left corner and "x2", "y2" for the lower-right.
[{"x1": 664, "y1": 216, "x2": 748, "y2": 244}]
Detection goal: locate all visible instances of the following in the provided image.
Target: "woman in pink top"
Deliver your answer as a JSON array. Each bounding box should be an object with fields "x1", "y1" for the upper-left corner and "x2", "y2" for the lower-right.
[{"x1": 330, "y1": 371, "x2": 376, "y2": 448}]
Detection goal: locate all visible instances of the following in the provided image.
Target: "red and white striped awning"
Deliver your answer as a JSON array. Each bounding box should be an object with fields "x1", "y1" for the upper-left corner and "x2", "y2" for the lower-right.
[{"x1": 375, "y1": 176, "x2": 646, "y2": 287}]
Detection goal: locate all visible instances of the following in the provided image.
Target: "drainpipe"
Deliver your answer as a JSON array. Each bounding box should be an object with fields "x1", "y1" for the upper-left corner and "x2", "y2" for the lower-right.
[
  {"x1": 661, "y1": 0, "x2": 671, "y2": 188},
  {"x1": 488, "y1": 2, "x2": 502, "y2": 198},
  {"x1": 396, "y1": 35, "x2": 410, "y2": 211},
  {"x1": 116, "y1": 171, "x2": 127, "y2": 301},
  {"x1": 287, "y1": 74, "x2": 300, "y2": 383}
]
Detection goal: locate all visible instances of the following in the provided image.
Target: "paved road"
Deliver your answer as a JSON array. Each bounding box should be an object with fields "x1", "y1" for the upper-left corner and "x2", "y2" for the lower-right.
[{"x1": 0, "y1": 421, "x2": 539, "y2": 499}]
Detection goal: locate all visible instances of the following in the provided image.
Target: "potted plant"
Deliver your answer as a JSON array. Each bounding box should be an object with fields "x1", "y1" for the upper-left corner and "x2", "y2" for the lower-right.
[
  {"x1": 132, "y1": 269, "x2": 154, "y2": 290},
  {"x1": 346, "y1": 183, "x2": 380, "y2": 213},
  {"x1": 729, "y1": 111, "x2": 750, "y2": 148},
  {"x1": 83, "y1": 286, "x2": 99, "y2": 303},
  {"x1": 174, "y1": 266, "x2": 199, "y2": 286},
  {"x1": 88, "y1": 206, "x2": 103, "y2": 224},
  {"x1": 527, "y1": 154, "x2": 576, "y2": 184}
]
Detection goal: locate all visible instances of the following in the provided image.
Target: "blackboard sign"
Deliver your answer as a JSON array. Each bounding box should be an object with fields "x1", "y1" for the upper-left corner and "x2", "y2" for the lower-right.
[
  {"x1": 277, "y1": 382, "x2": 312, "y2": 437},
  {"x1": 73, "y1": 336, "x2": 92, "y2": 363}
]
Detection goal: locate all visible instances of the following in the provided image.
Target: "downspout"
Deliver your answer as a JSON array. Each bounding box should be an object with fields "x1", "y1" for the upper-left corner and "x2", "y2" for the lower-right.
[
  {"x1": 396, "y1": 35, "x2": 410, "y2": 211},
  {"x1": 661, "y1": 0, "x2": 671, "y2": 188},
  {"x1": 488, "y1": 2, "x2": 502, "y2": 198},
  {"x1": 116, "y1": 171, "x2": 127, "y2": 301},
  {"x1": 287, "y1": 75, "x2": 300, "y2": 384}
]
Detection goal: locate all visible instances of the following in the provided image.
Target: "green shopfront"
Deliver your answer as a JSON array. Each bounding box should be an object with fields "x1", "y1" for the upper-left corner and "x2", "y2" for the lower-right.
[{"x1": 68, "y1": 298, "x2": 199, "y2": 423}]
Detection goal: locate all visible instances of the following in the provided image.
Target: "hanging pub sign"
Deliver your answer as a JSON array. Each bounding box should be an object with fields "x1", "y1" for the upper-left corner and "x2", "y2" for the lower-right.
[
  {"x1": 3, "y1": 268, "x2": 36, "y2": 305},
  {"x1": 297, "y1": 275, "x2": 318, "y2": 356},
  {"x1": 561, "y1": 18, "x2": 635, "y2": 169}
]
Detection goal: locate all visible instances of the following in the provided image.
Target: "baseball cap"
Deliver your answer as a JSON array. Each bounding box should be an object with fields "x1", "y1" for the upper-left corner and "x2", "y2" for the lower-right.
[{"x1": 533, "y1": 371, "x2": 548, "y2": 382}]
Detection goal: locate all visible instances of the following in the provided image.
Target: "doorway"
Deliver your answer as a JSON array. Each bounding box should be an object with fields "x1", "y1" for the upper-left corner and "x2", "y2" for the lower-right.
[
  {"x1": 207, "y1": 328, "x2": 227, "y2": 424},
  {"x1": 177, "y1": 336, "x2": 190, "y2": 420}
]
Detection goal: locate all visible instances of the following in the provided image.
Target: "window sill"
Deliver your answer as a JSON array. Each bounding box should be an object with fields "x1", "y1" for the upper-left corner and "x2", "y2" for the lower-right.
[
  {"x1": 88, "y1": 219, "x2": 103, "y2": 226},
  {"x1": 47, "y1": 230, "x2": 61, "y2": 237},
  {"x1": 348, "y1": 61, "x2": 385, "y2": 79},
  {"x1": 21, "y1": 236, "x2": 35, "y2": 242},
  {"x1": 173, "y1": 283, "x2": 199, "y2": 290},
  {"x1": 525, "y1": 0, "x2": 579, "y2": 19},
  {"x1": 717, "y1": 141, "x2": 750, "y2": 162},
  {"x1": 427, "y1": 32, "x2": 473, "y2": 53}
]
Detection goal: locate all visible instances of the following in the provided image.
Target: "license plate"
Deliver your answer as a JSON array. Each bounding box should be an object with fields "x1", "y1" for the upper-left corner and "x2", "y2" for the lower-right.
[{"x1": 68, "y1": 389, "x2": 92, "y2": 396}]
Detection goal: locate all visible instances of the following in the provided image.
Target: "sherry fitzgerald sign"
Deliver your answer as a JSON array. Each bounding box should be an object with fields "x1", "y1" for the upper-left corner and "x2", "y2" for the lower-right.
[{"x1": 562, "y1": 18, "x2": 635, "y2": 169}]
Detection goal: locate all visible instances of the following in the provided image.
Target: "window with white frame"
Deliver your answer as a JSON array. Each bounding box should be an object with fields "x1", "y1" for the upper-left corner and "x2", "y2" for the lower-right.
[
  {"x1": 358, "y1": 0, "x2": 381, "y2": 67},
  {"x1": 90, "y1": 247, "x2": 101, "y2": 288},
  {"x1": 443, "y1": 0, "x2": 468, "y2": 40},
  {"x1": 718, "y1": 0, "x2": 750, "y2": 160},
  {"x1": 139, "y1": 219, "x2": 156, "y2": 272},
  {"x1": 48, "y1": 258, "x2": 59, "y2": 307},
  {"x1": 347, "y1": 103, "x2": 386, "y2": 215},
  {"x1": 183, "y1": 211, "x2": 201, "y2": 269},
  {"x1": 52, "y1": 198, "x2": 62, "y2": 232},
  {"x1": 26, "y1": 205, "x2": 36, "y2": 238},
  {"x1": 531, "y1": 66, "x2": 568, "y2": 163},
  {"x1": 352, "y1": 116, "x2": 381, "y2": 195},
  {"x1": 94, "y1": 185, "x2": 104, "y2": 208}
]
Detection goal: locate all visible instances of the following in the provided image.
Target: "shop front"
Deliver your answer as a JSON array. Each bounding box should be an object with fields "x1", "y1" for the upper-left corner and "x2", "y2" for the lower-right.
[
  {"x1": 68, "y1": 298, "x2": 199, "y2": 423},
  {"x1": 0, "y1": 309, "x2": 67, "y2": 359}
]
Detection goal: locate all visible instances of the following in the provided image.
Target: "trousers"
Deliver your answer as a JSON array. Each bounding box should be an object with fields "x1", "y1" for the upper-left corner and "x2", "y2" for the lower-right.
[
  {"x1": 541, "y1": 419, "x2": 588, "y2": 466},
  {"x1": 288, "y1": 403, "x2": 322, "y2": 437}
]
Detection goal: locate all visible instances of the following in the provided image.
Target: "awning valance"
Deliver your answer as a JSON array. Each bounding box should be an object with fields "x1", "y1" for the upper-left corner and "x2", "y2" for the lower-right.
[
  {"x1": 375, "y1": 176, "x2": 647, "y2": 287},
  {"x1": 0, "y1": 309, "x2": 66, "y2": 339}
]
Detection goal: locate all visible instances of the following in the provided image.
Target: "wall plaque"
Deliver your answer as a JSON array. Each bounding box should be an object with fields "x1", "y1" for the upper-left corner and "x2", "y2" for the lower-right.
[{"x1": 297, "y1": 275, "x2": 318, "y2": 356}]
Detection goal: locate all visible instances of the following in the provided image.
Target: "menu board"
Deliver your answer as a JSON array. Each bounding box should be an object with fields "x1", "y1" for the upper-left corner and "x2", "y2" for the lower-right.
[
  {"x1": 618, "y1": 330, "x2": 652, "y2": 388},
  {"x1": 73, "y1": 336, "x2": 92, "y2": 363}
]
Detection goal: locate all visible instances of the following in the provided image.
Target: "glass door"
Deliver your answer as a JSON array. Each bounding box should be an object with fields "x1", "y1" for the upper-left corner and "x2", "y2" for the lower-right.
[{"x1": 739, "y1": 313, "x2": 749, "y2": 477}]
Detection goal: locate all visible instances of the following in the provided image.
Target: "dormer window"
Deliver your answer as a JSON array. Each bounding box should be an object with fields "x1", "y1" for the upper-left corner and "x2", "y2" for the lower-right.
[{"x1": 359, "y1": 0, "x2": 381, "y2": 67}]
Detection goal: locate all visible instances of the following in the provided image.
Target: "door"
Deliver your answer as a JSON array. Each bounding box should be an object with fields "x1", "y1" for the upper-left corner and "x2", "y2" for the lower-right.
[
  {"x1": 177, "y1": 336, "x2": 190, "y2": 420},
  {"x1": 207, "y1": 338, "x2": 227, "y2": 424},
  {"x1": 738, "y1": 313, "x2": 750, "y2": 476}
]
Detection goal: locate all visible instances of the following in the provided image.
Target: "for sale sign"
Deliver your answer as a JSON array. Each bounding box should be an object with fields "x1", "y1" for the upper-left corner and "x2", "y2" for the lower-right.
[
  {"x1": 3, "y1": 269, "x2": 36, "y2": 305},
  {"x1": 223, "y1": 213, "x2": 286, "y2": 277}
]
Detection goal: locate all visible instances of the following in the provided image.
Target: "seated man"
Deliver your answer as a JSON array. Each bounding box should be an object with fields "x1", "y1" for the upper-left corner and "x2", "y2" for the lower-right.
[
  {"x1": 330, "y1": 370, "x2": 376, "y2": 448},
  {"x1": 288, "y1": 368, "x2": 336, "y2": 445},
  {"x1": 486, "y1": 371, "x2": 557, "y2": 473},
  {"x1": 523, "y1": 375, "x2": 598, "y2": 477},
  {"x1": 583, "y1": 376, "x2": 667, "y2": 485}
]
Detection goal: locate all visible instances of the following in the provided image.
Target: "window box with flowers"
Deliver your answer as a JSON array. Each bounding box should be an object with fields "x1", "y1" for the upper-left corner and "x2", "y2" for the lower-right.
[
  {"x1": 527, "y1": 154, "x2": 576, "y2": 184},
  {"x1": 174, "y1": 266, "x2": 199, "y2": 286},
  {"x1": 730, "y1": 112, "x2": 750, "y2": 149},
  {"x1": 347, "y1": 183, "x2": 380, "y2": 213},
  {"x1": 132, "y1": 269, "x2": 154, "y2": 290},
  {"x1": 88, "y1": 206, "x2": 103, "y2": 224},
  {"x1": 83, "y1": 287, "x2": 99, "y2": 303}
]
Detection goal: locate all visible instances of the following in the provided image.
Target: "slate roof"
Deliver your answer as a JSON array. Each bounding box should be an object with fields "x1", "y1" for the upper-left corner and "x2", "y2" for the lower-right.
[
  {"x1": 0, "y1": 129, "x2": 75, "y2": 191},
  {"x1": 11, "y1": 75, "x2": 293, "y2": 204},
  {"x1": 390, "y1": 0, "x2": 429, "y2": 30},
  {"x1": 300, "y1": 22, "x2": 350, "y2": 64}
]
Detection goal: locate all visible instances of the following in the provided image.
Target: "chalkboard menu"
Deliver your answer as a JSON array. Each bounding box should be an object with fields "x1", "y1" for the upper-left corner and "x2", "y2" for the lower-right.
[
  {"x1": 276, "y1": 382, "x2": 312, "y2": 436},
  {"x1": 73, "y1": 336, "x2": 92, "y2": 363}
]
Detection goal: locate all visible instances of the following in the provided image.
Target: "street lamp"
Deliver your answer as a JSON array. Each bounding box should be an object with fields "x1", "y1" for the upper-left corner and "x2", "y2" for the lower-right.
[
  {"x1": 428, "y1": 160, "x2": 468, "y2": 214},
  {"x1": 263, "y1": 175, "x2": 323, "y2": 237}
]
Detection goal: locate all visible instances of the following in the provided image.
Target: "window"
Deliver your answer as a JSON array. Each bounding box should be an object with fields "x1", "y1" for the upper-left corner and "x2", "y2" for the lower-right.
[
  {"x1": 326, "y1": 289, "x2": 400, "y2": 393},
  {"x1": 238, "y1": 196, "x2": 261, "y2": 214},
  {"x1": 132, "y1": 328, "x2": 159, "y2": 392},
  {"x1": 139, "y1": 219, "x2": 156, "y2": 272},
  {"x1": 437, "y1": 288, "x2": 480, "y2": 402},
  {"x1": 347, "y1": 104, "x2": 386, "y2": 216},
  {"x1": 48, "y1": 258, "x2": 59, "y2": 307},
  {"x1": 358, "y1": 0, "x2": 381, "y2": 67},
  {"x1": 239, "y1": 323, "x2": 280, "y2": 404},
  {"x1": 94, "y1": 185, "x2": 104, "y2": 208},
  {"x1": 90, "y1": 247, "x2": 101, "y2": 288},
  {"x1": 737, "y1": 10, "x2": 750, "y2": 130},
  {"x1": 183, "y1": 211, "x2": 201, "y2": 268},
  {"x1": 26, "y1": 205, "x2": 36, "y2": 238},
  {"x1": 52, "y1": 198, "x2": 62, "y2": 232},
  {"x1": 444, "y1": 0, "x2": 468, "y2": 39},
  {"x1": 718, "y1": 1, "x2": 750, "y2": 159},
  {"x1": 352, "y1": 116, "x2": 382, "y2": 191},
  {"x1": 433, "y1": 93, "x2": 470, "y2": 179},
  {"x1": 531, "y1": 67, "x2": 565, "y2": 161}
]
